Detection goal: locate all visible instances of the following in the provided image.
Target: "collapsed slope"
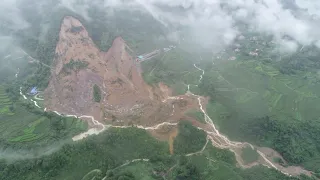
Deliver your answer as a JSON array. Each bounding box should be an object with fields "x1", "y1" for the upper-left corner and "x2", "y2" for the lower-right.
[
  {"x1": 44, "y1": 16, "x2": 199, "y2": 128},
  {"x1": 43, "y1": 16, "x2": 313, "y2": 178}
]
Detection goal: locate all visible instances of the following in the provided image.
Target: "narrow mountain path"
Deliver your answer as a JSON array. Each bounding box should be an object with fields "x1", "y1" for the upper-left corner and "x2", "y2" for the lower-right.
[
  {"x1": 186, "y1": 137, "x2": 210, "y2": 157},
  {"x1": 19, "y1": 49, "x2": 51, "y2": 68},
  {"x1": 30, "y1": 99, "x2": 41, "y2": 108},
  {"x1": 100, "y1": 159, "x2": 150, "y2": 180},
  {"x1": 193, "y1": 64, "x2": 204, "y2": 83},
  {"x1": 34, "y1": 94, "x2": 44, "y2": 100}
]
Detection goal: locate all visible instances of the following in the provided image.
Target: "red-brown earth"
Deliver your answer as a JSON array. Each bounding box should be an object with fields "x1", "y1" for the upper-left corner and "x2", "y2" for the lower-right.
[
  {"x1": 43, "y1": 16, "x2": 314, "y2": 178},
  {"x1": 44, "y1": 16, "x2": 201, "y2": 130}
]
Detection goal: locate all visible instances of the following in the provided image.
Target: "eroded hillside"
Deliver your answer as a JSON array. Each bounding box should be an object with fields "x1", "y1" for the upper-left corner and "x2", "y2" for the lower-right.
[
  {"x1": 43, "y1": 16, "x2": 314, "y2": 178},
  {"x1": 44, "y1": 16, "x2": 200, "y2": 128}
]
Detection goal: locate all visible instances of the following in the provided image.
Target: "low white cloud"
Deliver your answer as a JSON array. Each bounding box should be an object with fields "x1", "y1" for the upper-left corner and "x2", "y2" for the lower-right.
[
  {"x1": 296, "y1": 0, "x2": 320, "y2": 17},
  {"x1": 1, "y1": 0, "x2": 320, "y2": 53},
  {"x1": 0, "y1": 0, "x2": 29, "y2": 31},
  {"x1": 279, "y1": 39, "x2": 299, "y2": 53},
  {"x1": 115, "y1": 0, "x2": 320, "y2": 51},
  {"x1": 60, "y1": 0, "x2": 92, "y2": 20}
]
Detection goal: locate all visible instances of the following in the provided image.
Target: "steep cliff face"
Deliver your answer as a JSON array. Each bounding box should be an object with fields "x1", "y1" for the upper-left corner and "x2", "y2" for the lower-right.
[{"x1": 44, "y1": 16, "x2": 198, "y2": 127}]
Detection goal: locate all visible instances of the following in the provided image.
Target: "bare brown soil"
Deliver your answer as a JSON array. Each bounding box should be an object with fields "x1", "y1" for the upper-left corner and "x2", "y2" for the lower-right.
[
  {"x1": 44, "y1": 16, "x2": 203, "y2": 132},
  {"x1": 257, "y1": 147, "x2": 313, "y2": 177},
  {"x1": 147, "y1": 124, "x2": 176, "y2": 140},
  {"x1": 43, "y1": 16, "x2": 314, "y2": 178}
]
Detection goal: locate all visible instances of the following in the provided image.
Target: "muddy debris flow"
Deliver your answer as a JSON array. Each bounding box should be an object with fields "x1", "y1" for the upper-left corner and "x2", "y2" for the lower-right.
[{"x1": 17, "y1": 16, "x2": 315, "y2": 178}]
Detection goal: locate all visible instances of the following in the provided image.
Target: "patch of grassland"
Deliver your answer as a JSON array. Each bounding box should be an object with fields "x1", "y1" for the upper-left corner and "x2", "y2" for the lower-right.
[{"x1": 241, "y1": 146, "x2": 259, "y2": 165}]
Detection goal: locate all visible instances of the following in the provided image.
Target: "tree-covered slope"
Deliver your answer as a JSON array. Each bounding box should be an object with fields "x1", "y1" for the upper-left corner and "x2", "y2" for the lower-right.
[{"x1": 1, "y1": 122, "x2": 315, "y2": 180}]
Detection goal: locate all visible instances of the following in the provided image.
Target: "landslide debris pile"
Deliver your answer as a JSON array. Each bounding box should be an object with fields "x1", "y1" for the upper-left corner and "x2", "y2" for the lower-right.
[{"x1": 44, "y1": 16, "x2": 198, "y2": 127}]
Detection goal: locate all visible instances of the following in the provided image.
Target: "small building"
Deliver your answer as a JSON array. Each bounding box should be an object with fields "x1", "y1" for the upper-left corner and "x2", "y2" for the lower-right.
[
  {"x1": 30, "y1": 87, "x2": 38, "y2": 95},
  {"x1": 229, "y1": 56, "x2": 237, "y2": 61},
  {"x1": 249, "y1": 51, "x2": 258, "y2": 56}
]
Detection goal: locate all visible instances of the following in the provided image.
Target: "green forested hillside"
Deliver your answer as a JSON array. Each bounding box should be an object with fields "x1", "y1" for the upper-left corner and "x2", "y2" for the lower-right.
[
  {"x1": 0, "y1": 86, "x2": 87, "y2": 149},
  {"x1": 142, "y1": 36, "x2": 320, "y2": 175},
  {"x1": 196, "y1": 52, "x2": 320, "y2": 173},
  {"x1": 1, "y1": 0, "x2": 320, "y2": 179},
  {"x1": 0, "y1": 121, "x2": 314, "y2": 180}
]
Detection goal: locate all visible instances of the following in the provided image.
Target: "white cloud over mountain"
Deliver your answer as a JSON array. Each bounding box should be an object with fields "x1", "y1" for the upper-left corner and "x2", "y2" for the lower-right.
[
  {"x1": 132, "y1": 0, "x2": 320, "y2": 50},
  {"x1": 1, "y1": 0, "x2": 320, "y2": 51}
]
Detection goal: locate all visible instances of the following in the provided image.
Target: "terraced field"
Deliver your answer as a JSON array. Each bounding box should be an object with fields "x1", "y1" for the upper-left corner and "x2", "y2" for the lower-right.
[
  {"x1": 263, "y1": 90, "x2": 283, "y2": 111},
  {"x1": 142, "y1": 50, "x2": 320, "y2": 130},
  {"x1": 9, "y1": 117, "x2": 47, "y2": 142},
  {"x1": 192, "y1": 58, "x2": 320, "y2": 146},
  {"x1": 0, "y1": 104, "x2": 88, "y2": 145},
  {"x1": 213, "y1": 60, "x2": 320, "y2": 116},
  {"x1": 0, "y1": 83, "x2": 87, "y2": 146},
  {"x1": 0, "y1": 107, "x2": 41, "y2": 141},
  {"x1": 0, "y1": 86, "x2": 14, "y2": 116}
]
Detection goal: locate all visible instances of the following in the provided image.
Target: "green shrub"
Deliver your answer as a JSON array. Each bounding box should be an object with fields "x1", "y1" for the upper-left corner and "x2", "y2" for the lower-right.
[
  {"x1": 63, "y1": 59, "x2": 88, "y2": 72},
  {"x1": 174, "y1": 121, "x2": 207, "y2": 155},
  {"x1": 93, "y1": 84, "x2": 101, "y2": 103}
]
